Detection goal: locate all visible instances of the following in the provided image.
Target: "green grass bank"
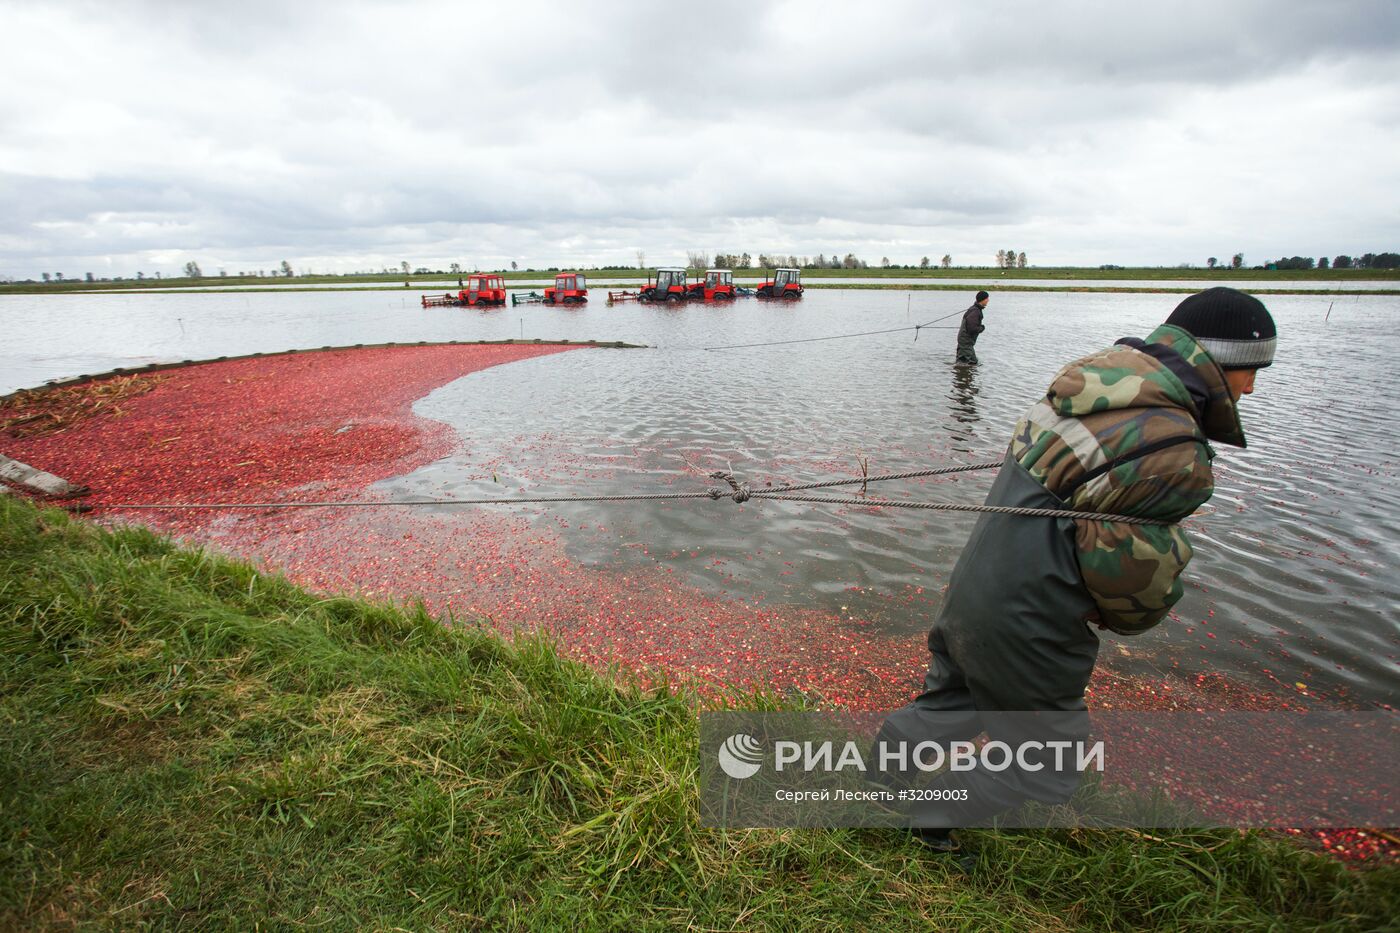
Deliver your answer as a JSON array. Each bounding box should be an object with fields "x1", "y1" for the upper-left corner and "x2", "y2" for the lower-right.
[{"x1": 1, "y1": 496, "x2": 1396, "y2": 930}]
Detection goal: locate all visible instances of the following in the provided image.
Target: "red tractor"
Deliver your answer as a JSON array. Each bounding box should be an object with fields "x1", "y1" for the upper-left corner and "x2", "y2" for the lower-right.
[
  {"x1": 544, "y1": 272, "x2": 588, "y2": 304},
  {"x1": 756, "y1": 267, "x2": 803, "y2": 299},
  {"x1": 459, "y1": 273, "x2": 507, "y2": 307},
  {"x1": 687, "y1": 269, "x2": 737, "y2": 300},
  {"x1": 638, "y1": 267, "x2": 689, "y2": 302}
]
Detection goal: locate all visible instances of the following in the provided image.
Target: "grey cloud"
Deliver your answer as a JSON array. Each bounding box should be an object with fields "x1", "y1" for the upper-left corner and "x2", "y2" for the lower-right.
[
  {"x1": 2, "y1": 0, "x2": 1399, "y2": 277},
  {"x1": 586, "y1": 1, "x2": 1400, "y2": 115}
]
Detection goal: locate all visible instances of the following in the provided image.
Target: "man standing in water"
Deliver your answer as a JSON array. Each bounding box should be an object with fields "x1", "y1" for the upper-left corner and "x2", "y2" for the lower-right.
[
  {"x1": 878, "y1": 287, "x2": 1277, "y2": 851},
  {"x1": 955, "y1": 291, "x2": 989, "y2": 364}
]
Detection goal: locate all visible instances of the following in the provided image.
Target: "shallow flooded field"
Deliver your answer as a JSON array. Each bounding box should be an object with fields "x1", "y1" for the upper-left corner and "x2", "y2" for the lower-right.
[{"x1": 3, "y1": 287, "x2": 1397, "y2": 706}]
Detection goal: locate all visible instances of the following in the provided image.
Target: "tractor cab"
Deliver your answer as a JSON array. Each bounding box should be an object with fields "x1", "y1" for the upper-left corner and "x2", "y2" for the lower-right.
[
  {"x1": 758, "y1": 267, "x2": 803, "y2": 299},
  {"x1": 545, "y1": 272, "x2": 589, "y2": 304},
  {"x1": 690, "y1": 269, "x2": 736, "y2": 300},
  {"x1": 462, "y1": 273, "x2": 507, "y2": 307},
  {"x1": 641, "y1": 267, "x2": 689, "y2": 302}
]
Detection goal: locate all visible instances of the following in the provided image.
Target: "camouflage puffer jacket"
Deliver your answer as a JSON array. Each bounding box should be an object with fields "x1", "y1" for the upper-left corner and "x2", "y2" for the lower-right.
[{"x1": 1007, "y1": 324, "x2": 1246, "y2": 635}]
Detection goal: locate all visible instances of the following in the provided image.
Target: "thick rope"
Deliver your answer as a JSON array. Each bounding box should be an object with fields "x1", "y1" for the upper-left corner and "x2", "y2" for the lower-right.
[
  {"x1": 87, "y1": 461, "x2": 1002, "y2": 511},
  {"x1": 752, "y1": 461, "x2": 1003, "y2": 493},
  {"x1": 72, "y1": 460, "x2": 1166, "y2": 524},
  {"x1": 748, "y1": 492, "x2": 1168, "y2": 525},
  {"x1": 94, "y1": 490, "x2": 727, "y2": 510}
]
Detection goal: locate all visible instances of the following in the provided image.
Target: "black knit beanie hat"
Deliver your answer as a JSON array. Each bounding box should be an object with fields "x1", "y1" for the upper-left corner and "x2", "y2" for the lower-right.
[{"x1": 1165, "y1": 287, "x2": 1276, "y2": 370}]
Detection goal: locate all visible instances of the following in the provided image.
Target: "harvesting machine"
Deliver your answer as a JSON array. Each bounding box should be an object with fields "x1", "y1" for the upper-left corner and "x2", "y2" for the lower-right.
[
  {"x1": 687, "y1": 269, "x2": 738, "y2": 300},
  {"x1": 461, "y1": 273, "x2": 507, "y2": 306},
  {"x1": 638, "y1": 268, "x2": 689, "y2": 302},
  {"x1": 544, "y1": 272, "x2": 588, "y2": 304},
  {"x1": 755, "y1": 267, "x2": 803, "y2": 299},
  {"x1": 423, "y1": 273, "x2": 508, "y2": 307}
]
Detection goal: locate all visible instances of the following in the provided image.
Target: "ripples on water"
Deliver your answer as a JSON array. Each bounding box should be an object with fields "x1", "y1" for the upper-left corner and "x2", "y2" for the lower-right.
[{"x1": 3, "y1": 288, "x2": 1397, "y2": 705}]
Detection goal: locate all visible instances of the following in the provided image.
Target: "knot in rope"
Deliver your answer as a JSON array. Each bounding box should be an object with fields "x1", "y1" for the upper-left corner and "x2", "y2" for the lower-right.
[{"x1": 708, "y1": 470, "x2": 752, "y2": 503}]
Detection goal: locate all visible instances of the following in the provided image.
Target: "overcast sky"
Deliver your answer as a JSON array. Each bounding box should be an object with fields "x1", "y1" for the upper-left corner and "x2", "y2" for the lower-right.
[{"x1": 2, "y1": 0, "x2": 1398, "y2": 278}]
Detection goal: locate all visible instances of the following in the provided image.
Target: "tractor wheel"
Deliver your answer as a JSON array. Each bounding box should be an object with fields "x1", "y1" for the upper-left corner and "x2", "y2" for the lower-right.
[
  {"x1": 758, "y1": 286, "x2": 772, "y2": 298},
  {"x1": 667, "y1": 293, "x2": 683, "y2": 303},
  {"x1": 715, "y1": 291, "x2": 731, "y2": 300},
  {"x1": 783, "y1": 289, "x2": 801, "y2": 300}
]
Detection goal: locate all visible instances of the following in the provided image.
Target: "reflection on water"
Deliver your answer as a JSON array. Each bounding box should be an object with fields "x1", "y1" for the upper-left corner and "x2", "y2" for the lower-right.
[
  {"x1": 947, "y1": 364, "x2": 982, "y2": 452},
  {"x1": 4, "y1": 287, "x2": 1397, "y2": 706}
]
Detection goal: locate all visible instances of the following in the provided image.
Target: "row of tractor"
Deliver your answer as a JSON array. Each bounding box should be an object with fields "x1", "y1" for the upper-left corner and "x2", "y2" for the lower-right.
[
  {"x1": 615, "y1": 267, "x2": 804, "y2": 303},
  {"x1": 421, "y1": 273, "x2": 590, "y2": 309},
  {"x1": 422, "y1": 268, "x2": 805, "y2": 309}
]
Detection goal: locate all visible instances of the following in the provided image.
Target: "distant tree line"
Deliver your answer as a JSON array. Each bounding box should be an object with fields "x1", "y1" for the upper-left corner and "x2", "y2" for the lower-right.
[
  {"x1": 1200, "y1": 252, "x2": 1399, "y2": 270},
  {"x1": 706, "y1": 253, "x2": 966, "y2": 270},
  {"x1": 1263, "y1": 252, "x2": 1400, "y2": 270}
]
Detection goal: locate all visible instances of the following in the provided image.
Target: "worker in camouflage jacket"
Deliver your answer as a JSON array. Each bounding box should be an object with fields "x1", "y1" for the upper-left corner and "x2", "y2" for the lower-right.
[{"x1": 878, "y1": 287, "x2": 1277, "y2": 849}]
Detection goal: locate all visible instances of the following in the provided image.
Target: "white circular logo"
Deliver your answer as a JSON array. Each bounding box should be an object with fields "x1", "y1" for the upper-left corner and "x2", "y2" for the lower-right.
[{"x1": 718, "y1": 733, "x2": 764, "y2": 779}]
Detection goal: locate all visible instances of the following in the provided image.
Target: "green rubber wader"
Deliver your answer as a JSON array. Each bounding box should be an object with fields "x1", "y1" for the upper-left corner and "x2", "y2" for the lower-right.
[{"x1": 876, "y1": 454, "x2": 1100, "y2": 825}]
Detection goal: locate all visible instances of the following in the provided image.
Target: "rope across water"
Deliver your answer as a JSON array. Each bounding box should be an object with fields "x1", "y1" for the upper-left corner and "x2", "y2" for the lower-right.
[
  {"x1": 703, "y1": 307, "x2": 968, "y2": 351},
  {"x1": 747, "y1": 492, "x2": 1167, "y2": 525},
  {"x1": 703, "y1": 323, "x2": 959, "y2": 352},
  {"x1": 77, "y1": 460, "x2": 1169, "y2": 525}
]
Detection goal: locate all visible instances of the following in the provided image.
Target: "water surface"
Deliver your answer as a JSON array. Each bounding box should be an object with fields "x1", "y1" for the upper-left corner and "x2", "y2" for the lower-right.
[{"x1": 3, "y1": 288, "x2": 1396, "y2": 705}]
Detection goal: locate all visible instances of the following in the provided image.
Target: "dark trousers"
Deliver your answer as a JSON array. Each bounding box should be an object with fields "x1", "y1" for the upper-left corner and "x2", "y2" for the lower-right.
[
  {"x1": 876, "y1": 617, "x2": 1098, "y2": 825},
  {"x1": 955, "y1": 334, "x2": 979, "y2": 364},
  {"x1": 875, "y1": 458, "x2": 1101, "y2": 825}
]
